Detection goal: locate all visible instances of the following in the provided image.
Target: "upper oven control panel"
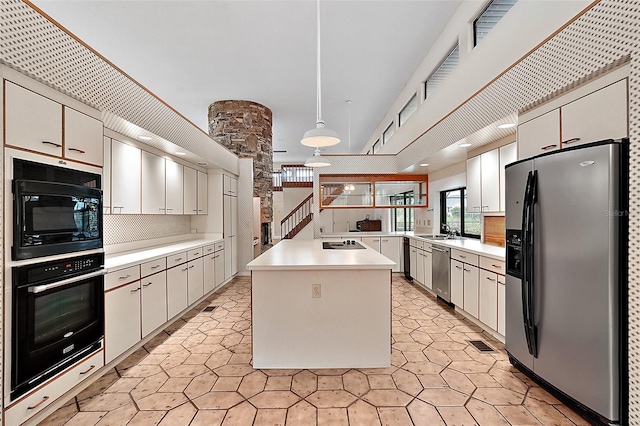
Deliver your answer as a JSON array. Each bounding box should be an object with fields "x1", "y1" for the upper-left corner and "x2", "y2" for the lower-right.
[{"x1": 14, "y1": 253, "x2": 105, "y2": 286}]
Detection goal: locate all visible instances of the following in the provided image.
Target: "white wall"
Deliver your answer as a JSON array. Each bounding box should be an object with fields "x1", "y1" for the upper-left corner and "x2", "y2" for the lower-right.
[
  {"x1": 415, "y1": 162, "x2": 466, "y2": 235},
  {"x1": 283, "y1": 187, "x2": 313, "y2": 214},
  {"x1": 272, "y1": 191, "x2": 283, "y2": 238}
]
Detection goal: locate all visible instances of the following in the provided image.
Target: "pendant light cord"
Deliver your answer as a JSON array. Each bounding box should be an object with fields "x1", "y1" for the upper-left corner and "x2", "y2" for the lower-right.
[
  {"x1": 316, "y1": 0, "x2": 323, "y2": 127},
  {"x1": 347, "y1": 100, "x2": 352, "y2": 153}
]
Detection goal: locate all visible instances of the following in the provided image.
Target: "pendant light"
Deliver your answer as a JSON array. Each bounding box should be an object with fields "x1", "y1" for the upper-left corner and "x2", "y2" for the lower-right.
[
  {"x1": 305, "y1": 148, "x2": 332, "y2": 167},
  {"x1": 301, "y1": 0, "x2": 340, "y2": 149}
]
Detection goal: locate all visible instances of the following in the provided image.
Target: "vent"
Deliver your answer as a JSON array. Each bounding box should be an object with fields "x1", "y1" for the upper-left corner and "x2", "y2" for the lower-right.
[
  {"x1": 469, "y1": 340, "x2": 495, "y2": 352},
  {"x1": 202, "y1": 306, "x2": 217, "y2": 312},
  {"x1": 274, "y1": 150, "x2": 288, "y2": 154}
]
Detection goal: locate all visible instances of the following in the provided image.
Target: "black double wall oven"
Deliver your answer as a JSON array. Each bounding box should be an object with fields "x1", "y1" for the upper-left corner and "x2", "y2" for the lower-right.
[{"x1": 10, "y1": 158, "x2": 105, "y2": 400}]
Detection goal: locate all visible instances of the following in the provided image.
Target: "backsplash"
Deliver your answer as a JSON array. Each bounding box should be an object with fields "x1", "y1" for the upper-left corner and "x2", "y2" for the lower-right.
[{"x1": 103, "y1": 215, "x2": 191, "y2": 246}]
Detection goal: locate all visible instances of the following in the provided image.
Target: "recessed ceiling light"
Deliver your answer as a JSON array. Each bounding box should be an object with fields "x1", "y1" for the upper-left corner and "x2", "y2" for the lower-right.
[
  {"x1": 175, "y1": 151, "x2": 187, "y2": 156},
  {"x1": 196, "y1": 161, "x2": 208, "y2": 166},
  {"x1": 498, "y1": 123, "x2": 516, "y2": 129},
  {"x1": 459, "y1": 143, "x2": 472, "y2": 148},
  {"x1": 419, "y1": 163, "x2": 430, "y2": 167},
  {"x1": 137, "y1": 135, "x2": 152, "y2": 141}
]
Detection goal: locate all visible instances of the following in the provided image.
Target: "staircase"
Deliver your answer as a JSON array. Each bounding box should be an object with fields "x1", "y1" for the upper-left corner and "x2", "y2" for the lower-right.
[
  {"x1": 321, "y1": 183, "x2": 345, "y2": 208},
  {"x1": 281, "y1": 193, "x2": 313, "y2": 239}
]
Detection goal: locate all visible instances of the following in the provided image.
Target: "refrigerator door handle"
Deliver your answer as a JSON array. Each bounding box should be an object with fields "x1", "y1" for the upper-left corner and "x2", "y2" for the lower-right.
[
  {"x1": 525, "y1": 170, "x2": 539, "y2": 357},
  {"x1": 521, "y1": 171, "x2": 534, "y2": 356}
]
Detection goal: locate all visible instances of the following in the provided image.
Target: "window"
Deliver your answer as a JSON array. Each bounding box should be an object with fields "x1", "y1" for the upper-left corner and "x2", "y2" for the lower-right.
[
  {"x1": 425, "y1": 44, "x2": 459, "y2": 100},
  {"x1": 382, "y1": 122, "x2": 395, "y2": 144},
  {"x1": 391, "y1": 191, "x2": 414, "y2": 232},
  {"x1": 398, "y1": 93, "x2": 418, "y2": 127},
  {"x1": 473, "y1": 0, "x2": 517, "y2": 46},
  {"x1": 440, "y1": 188, "x2": 480, "y2": 238},
  {"x1": 372, "y1": 139, "x2": 380, "y2": 154}
]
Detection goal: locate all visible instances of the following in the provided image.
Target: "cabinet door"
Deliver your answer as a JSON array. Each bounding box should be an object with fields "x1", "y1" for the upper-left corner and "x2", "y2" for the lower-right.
[
  {"x1": 416, "y1": 249, "x2": 425, "y2": 285},
  {"x1": 497, "y1": 275, "x2": 506, "y2": 335},
  {"x1": 187, "y1": 257, "x2": 204, "y2": 305},
  {"x1": 231, "y1": 196, "x2": 238, "y2": 237},
  {"x1": 214, "y1": 250, "x2": 225, "y2": 287},
  {"x1": 197, "y1": 171, "x2": 208, "y2": 214},
  {"x1": 451, "y1": 260, "x2": 464, "y2": 308},
  {"x1": 223, "y1": 195, "x2": 238, "y2": 237},
  {"x1": 103, "y1": 137, "x2": 111, "y2": 214},
  {"x1": 141, "y1": 272, "x2": 168, "y2": 338},
  {"x1": 409, "y1": 247, "x2": 417, "y2": 280},
  {"x1": 111, "y1": 140, "x2": 141, "y2": 214},
  {"x1": 105, "y1": 281, "x2": 141, "y2": 364},
  {"x1": 561, "y1": 79, "x2": 628, "y2": 147},
  {"x1": 141, "y1": 151, "x2": 166, "y2": 214},
  {"x1": 362, "y1": 237, "x2": 381, "y2": 252},
  {"x1": 231, "y1": 235, "x2": 238, "y2": 275},
  {"x1": 463, "y1": 264, "x2": 479, "y2": 318},
  {"x1": 184, "y1": 167, "x2": 198, "y2": 215},
  {"x1": 424, "y1": 251, "x2": 433, "y2": 290},
  {"x1": 517, "y1": 109, "x2": 560, "y2": 160},
  {"x1": 479, "y1": 269, "x2": 498, "y2": 330},
  {"x1": 64, "y1": 107, "x2": 104, "y2": 165},
  {"x1": 499, "y1": 142, "x2": 517, "y2": 211},
  {"x1": 165, "y1": 160, "x2": 184, "y2": 214},
  {"x1": 224, "y1": 175, "x2": 238, "y2": 196},
  {"x1": 381, "y1": 237, "x2": 401, "y2": 272},
  {"x1": 204, "y1": 253, "x2": 216, "y2": 294},
  {"x1": 5, "y1": 81, "x2": 63, "y2": 156},
  {"x1": 466, "y1": 155, "x2": 481, "y2": 212},
  {"x1": 480, "y1": 149, "x2": 500, "y2": 212},
  {"x1": 167, "y1": 265, "x2": 188, "y2": 319}
]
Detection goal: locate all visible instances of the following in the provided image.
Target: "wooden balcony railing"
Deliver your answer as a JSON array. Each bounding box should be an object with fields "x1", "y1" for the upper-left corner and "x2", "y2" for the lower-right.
[{"x1": 281, "y1": 164, "x2": 313, "y2": 188}]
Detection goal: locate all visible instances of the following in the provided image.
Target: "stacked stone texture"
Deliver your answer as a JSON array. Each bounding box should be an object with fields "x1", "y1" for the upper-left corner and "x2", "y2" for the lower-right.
[{"x1": 208, "y1": 100, "x2": 273, "y2": 249}]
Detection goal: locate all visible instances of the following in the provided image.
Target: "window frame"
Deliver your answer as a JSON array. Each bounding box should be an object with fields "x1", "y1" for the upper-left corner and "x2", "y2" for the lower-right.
[
  {"x1": 439, "y1": 187, "x2": 480, "y2": 239},
  {"x1": 372, "y1": 139, "x2": 380, "y2": 154},
  {"x1": 391, "y1": 190, "x2": 415, "y2": 232},
  {"x1": 382, "y1": 122, "x2": 395, "y2": 145},
  {"x1": 398, "y1": 93, "x2": 418, "y2": 127},
  {"x1": 424, "y1": 43, "x2": 460, "y2": 100},
  {"x1": 473, "y1": 0, "x2": 518, "y2": 47}
]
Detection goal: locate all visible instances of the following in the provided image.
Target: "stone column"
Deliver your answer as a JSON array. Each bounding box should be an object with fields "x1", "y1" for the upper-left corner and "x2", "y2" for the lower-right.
[{"x1": 208, "y1": 100, "x2": 273, "y2": 250}]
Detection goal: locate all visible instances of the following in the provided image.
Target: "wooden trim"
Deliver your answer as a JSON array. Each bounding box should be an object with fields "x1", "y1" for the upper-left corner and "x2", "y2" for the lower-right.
[
  {"x1": 281, "y1": 193, "x2": 313, "y2": 225},
  {"x1": 319, "y1": 174, "x2": 428, "y2": 183}
]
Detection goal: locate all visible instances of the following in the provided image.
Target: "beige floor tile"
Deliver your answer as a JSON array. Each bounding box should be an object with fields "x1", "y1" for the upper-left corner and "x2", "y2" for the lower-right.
[
  {"x1": 78, "y1": 393, "x2": 133, "y2": 412},
  {"x1": 417, "y1": 388, "x2": 470, "y2": 406},
  {"x1": 213, "y1": 363, "x2": 255, "y2": 377},
  {"x1": 306, "y1": 390, "x2": 358, "y2": 408},
  {"x1": 378, "y1": 407, "x2": 413, "y2": 426},
  {"x1": 212, "y1": 376, "x2": 242, "y2": 391},
  {"x1": 368, "y1": 374, "x2": 396, "y2": 389},
  {"x1": 238, "y1": 371, "x2": 268, "y2": 398},
  {"x1": 104, "y1": 377, "x2": 144, "y2": 394},
  {"x1": 157, "y1": 402, "x2": 197, "y2": 426},
  {"x1": 130, "y1": 372, "x2": 170, "y2": 400},
  {"x1": 554, "y1": 404, "x2": 592, "y2": 426},
  {"x1": 465, "y1": 398, "x2": 510, "y2": 425},
  {"x1": 347, "y1": 399, "x2": 381, "y2": 426},
  {"x1": 76, "y1": 370, "x2": 119, "y2": 401},
  {"x1": 37, "y1": 401, "x2": 78, "y2": 426},
  {"x1": 254, "y1": 408, "x2": 287, "y2": 426},
  {"x1": 286, "y1": 400, "x2": 317, "y2": 425},
  {"x1": 417, "y1": 374, "x2": 448, "y2": 388},
  {"x1": 317, "y1": 408, "x2": 349, "y2": 426},
  {"x1": 407, "y1": 399, "x2": 446, "y2": 425},
  {"x1": 438, "y1": 406, "x2": 479, "y2": 426},
  {"x1": 473, "y1": 387, "x2": 525, "y2": 405},
  {"x1": 361, "y1": 389, "x2": 413, "y2": 407},
  {"x1": 291, "y1": 370, "x2": 318, "y2": 398},
  {"x1": 523, "y1": 397, "x2": 575, "y2": 425},
  {"x1": 250, "y1": 390, "x2": 300, "y2": 409},
  {"x1": 391, "y1": 368, "x2": 423, "y2": 396},
  {"x1": 158, "y1": 377, "x2": 192, "y2": 393},
  {"x1": 126, "y1": 410, "x2": 166, "y2": 426},
  {"x1": 221, "y1": 401, "x2": 257, "y2": 426},
  {"x1": 228, "y1": 353, "x2": 252, "y2": 364},
  {"x1": 440, "y1": 368, "x2": 477, "y2": 394},
  {"x1": 183, "y1": 353, "x2": 213, "y2": 365},
  {"x1": 526, "y1": 386, "x2": 562, "y2": 404},
  {"x1": 206, "y1": 350, "x2": 234, "y2": 369},
  {"x1": 135, "y1": 392, "x2": 189, "y2": 411},
  {"x1": 466, "y1": 373, "x2": 501, "y2": 388},
  {"x1": 64, "y1": 411, "x2": 108, "y2": 426},
  {"x1": 94, "y1": 402, "x2": 138, "y2": 426},
  {"x1": 184, "y1": 371, "x2": 219, "y2": 399},
  {"x1": 265, "y1": 375, "x2": 293, "y2": 390},
  {"x1": 495, "y1": 406, "x2": 542, "y2": 425}
]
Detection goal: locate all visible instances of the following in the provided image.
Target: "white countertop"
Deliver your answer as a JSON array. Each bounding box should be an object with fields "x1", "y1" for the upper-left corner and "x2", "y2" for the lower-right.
[
  {"x1": 247, "y1": 239, "x2": 396, "y2": 271},
  {"x1": 105, "y1": 238, "x2": 222, "y2": 271}
]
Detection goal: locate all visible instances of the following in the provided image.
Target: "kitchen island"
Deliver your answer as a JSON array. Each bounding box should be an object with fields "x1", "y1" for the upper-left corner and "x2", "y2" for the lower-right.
[{"x1": 246, "y1": 239, "x2": 395, "y2": 369}]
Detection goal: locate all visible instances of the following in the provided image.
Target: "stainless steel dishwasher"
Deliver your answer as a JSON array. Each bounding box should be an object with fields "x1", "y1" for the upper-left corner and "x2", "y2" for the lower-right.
[{"x1": 431, "y1": 245, "x2": 451, "y2": 302}]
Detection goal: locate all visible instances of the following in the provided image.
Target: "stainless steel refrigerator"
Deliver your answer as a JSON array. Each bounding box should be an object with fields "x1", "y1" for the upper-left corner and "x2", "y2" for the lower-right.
[{"x1": 504, "y1": 139, "x2": 627, "y2": 425}]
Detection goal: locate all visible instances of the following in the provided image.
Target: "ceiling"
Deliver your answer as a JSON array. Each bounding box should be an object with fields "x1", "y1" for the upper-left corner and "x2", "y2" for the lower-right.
[{"x1": 29, "y1": 0, "x2": 462, "y2": 164}]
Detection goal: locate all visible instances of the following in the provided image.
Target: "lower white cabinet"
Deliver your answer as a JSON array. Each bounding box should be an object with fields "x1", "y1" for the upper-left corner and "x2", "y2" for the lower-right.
[
  {"x1": 409, "y1": 246, "x2": 417, "y2": 280},
  {"x1": 497, "y1": 275, "x2": 506, "y2": 335},
  {"x1": 204, "y1": 252, "x2": 216, "y2": 294},
  {"x1": 462, "y1": 265, "x2": 479, "y2": 318},
  {"x1": 187, "y1": 257, "x2": 204, "y2": 305},
  {"x1": 167, "y1": 264, "x2": 188, "y2": 319},
  {"x1": 141, "y1": 272, "x2": 167, "y2": 338},
  {"x1": 479, "y1": 269, "x2": 498, "y2": 330},
  {"x1": 225, "y1": 236, "x2": 238, "y2": 279},
  {"x1": 416, "y1": 248, "x2": 425, "y2": 285},
  {"x1": 381, "y1": 237, "x2": 401, "y2": 272},
  {"x1": 214, "y1": 248, "x2": 225, "y2": 288},
  {"x1": 105, "y1": 280, "x2": 142, "y2": 364},
  {"x1": 361, "y1": 236, "x2": 381, "y2": 252},
  {"x1": 451, "y1": 260, "x2": 464, "y2": 308}
]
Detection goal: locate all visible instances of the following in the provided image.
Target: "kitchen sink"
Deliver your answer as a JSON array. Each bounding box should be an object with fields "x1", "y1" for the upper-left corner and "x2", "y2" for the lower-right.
[{"x1": 416, "y1": 234, "x2": 455, "y2": 240}]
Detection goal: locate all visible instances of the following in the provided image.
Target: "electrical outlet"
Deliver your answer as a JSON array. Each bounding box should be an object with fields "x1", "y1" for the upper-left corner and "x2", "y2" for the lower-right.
[
  {"x1": 427, "y1": 219, "x2": 431, "y2": 226},
  {"x1": 312, "y1": 284, "x2": 321, "y2": 298}
]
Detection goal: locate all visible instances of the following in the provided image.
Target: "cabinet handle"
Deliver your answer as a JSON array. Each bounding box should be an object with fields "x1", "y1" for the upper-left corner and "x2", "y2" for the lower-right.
[
  {"x1": 42, "y1": 141, "x2": 62, "y2": 148},
  {"x1": 213, "y1": 255, "x2": 219, "y2": 259},
  {"x1": 562, "y1": 137, "x2": 580, "y2": 145},
  {"x1": 463, "y1": 268, "x2": 471, "y2": 272},
  {"x1": 119, "y1": 274, "x2": 131, "y2": 280},
  {"x1": 113, "y1": 206, "x2": 124, "y2": 212},
  {"x1": 166, "y1": 208, "x2": 173, "y2": 211},
  {"x1": 68, "y1": 147, "x2": 86, "y2": 154},
  {"x1": 143, "y1": 282, "x2": 152, "y2": 287},
  {"x1": 491, "y1": 264, "x2": 502, "y2": 269},
  {"x1": 175, "y1": 257, "x2": 183, "y2": 262},
  {"x1": 197, "y1": 209, "x2": 204, "y2": 212},
  {"x1": 193, "y1": 252, "x2": 200, "y2": 256},
  {"x1": 455, "y1": 265, "x2": 463, "y2": 270},
  {"x1": 193, "y1": 209, "x2": 198, "y2": 212},
  {"x1": 459, "y1": 255, "x2": 466, "y2": 259},
  {"x1": 159, "y1": 208, "x2": 166, "y2": 211},
  {"x1": 189, "y1": 265, "x2": 194, "y2": 269},
  {"x1": 486, "y1": 277, "x2": 496, "y2": 282},
  {"x1": 182, "y1": 267, "x2": 189, "y2": 272},
  {"x1": 130, "y1": 287, "x2": 141, "y2": 293},
  {"x1": 541, "y1": 144, "x2": 557, "y2": 150},
  {"x1": 151, "y1": 265, "x2": 160, "y2": 270},
  {"x1": 80, "y1": 365, "x2": 96, "y2": 375},
  {"x1": 28, "y1": 396, "x2": 50, "y2": 409}
]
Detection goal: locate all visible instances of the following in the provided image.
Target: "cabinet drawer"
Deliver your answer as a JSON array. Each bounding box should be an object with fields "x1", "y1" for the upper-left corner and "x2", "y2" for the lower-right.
[
  {"x1": 167, "y1": 252, "x2": 187, "y2": 267},
  {"x1": 105, "y1": 266, "x2": 140, "y2": 291},
  {"x1": 479, "y1": 256, "x2": 505, "y2": 275},
  {"x1": 188, "y1": 248, "x2": 204, "y2": 261},
  {"x1": 451, "y1": 249, "x2": 478, "y2": 266},
  {"x1": 423, "y1": 242, "x2": 432, "y2": 252},
  {"x1": 141, "y1": 258, "x2": 167, "y2": 277},
  {"x1": 204, "y1": 244, "x2": 215, "y2": 255},
  {"x1": 214, "y1": 241, "x2": 225, "y2": 252},
  {"x1": 5, "y1": 349, "x2": 104, "y2": 426}
]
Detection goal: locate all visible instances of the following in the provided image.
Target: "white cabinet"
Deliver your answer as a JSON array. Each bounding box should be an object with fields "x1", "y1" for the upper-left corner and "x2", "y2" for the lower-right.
[
  {"x1": 167, "y1": 264, "x2": 188, "y2": 319},
  {"x1": 416, "y1": 247, "x2": 425, "y2": 285},
  {"x1": 4, "y1": 81, "x2": 63, "y2": 156},
  {"x1": 63, "y1": 107, "x2": 104, "y2": 166},
  {"x1": 409, "y1": 245, "x2": 417, "y2": 281},
  {"x1": 462, "y1": 264, "x2": 479, "y2": 318},
  {"x1": 497, "y1": 275, "x2": 506, "y2": 335},
  {"x1": 424, "y1": 250, "x2": 433, "y2": 290},
  {"x1": 224, "y1": 193, "x2": 238, "y2": 279},
  {"x1": 111, "y1": 139, "x2": 141, "y2": 214},
  {"x1": 479, "y1": 269, "x2": 498, "y2": 330},
  {"x1": 467, "y1": 149, "x2": 500, "y2": 213},
  {"x1": 381, "y1": 237, "x2": 401, "y2": 273},
  {"x1": 187, "y1": 256, "x2": 204, "y2": 305},
  {"x1": 561, "y1": 79, "x2": 628, "y2": 147},
  {"x1": 103, "y1": 137, "x2": 112, "y2": 214},
  {"x1": 362, "y1": 236, "x2": 381, "y2": 252},
  {"x1": 184, "y1": 167, "x2": 198, "y2": 215},
  {"x1": 499, "y1": 142, "x2": 517, "y2": 211},
  {"x1": 224, "y1": 175, "x2": 238, "y2": 196},
  {"x1": 204, "y1": 251, "x2": 216, "y2": 294},
  {"x1": 165, "y1": 160, "x2": 184, "y2": 215},
  {"x1": 141, "y1": 272, "x2": 167, "y2": 338},
  {"x1": 141, "y1": 151, "x2": 166, "y2": 214},
  {"x1": 451, "y1": 259, "x2": 464, "y2": 308},
  {"x1": 518, "y1": 109, "x2": 561, "y2": 159},
  {"x1": 197, "y1": 171, "x2": 208, "y2": 214},
  {"x1": 105, "y1": 280, "x2": 142, "y2": 364},
  {"x1": 214, "y1": 245, "x2": 225, "y2": 288}
]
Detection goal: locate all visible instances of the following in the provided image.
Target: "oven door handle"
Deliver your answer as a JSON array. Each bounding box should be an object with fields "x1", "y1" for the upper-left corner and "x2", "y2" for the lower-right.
[{"x1": 28, "y1": 269, "x2": 106, "y2": 294}]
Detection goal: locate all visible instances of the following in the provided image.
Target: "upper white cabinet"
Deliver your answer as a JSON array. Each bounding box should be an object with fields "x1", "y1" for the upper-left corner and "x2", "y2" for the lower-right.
[
  {"x1": 166, "y1": 160, "x2": 184, "y2": 215},
  {"x1": 111, "y1": 139, "x2": 141, "y2": 214},
  {"x1": 561, "y1": 79, "x2": 628, "y2": 147},
  {"x1": 517, "y1": 109, "x2": 561, "y2": 160},
  {"x1": 467, "y1": 145, "x2": 510, "y2": 213},
  {"x1": 5, "y1": 81, "x2": 63, "y2": 156},
  {"x1": 224, "y1": 174, "x2": 238, "y2": 196},
  {"x1": 184, "y1": 167, "x2": 198, "y2": 215},
  {"x1": 499, "y1": 143, "x2": 517, "y2": 212},
  {"x1": 141, "y1": 151, "x2": 166, "y2": 215},
  {"x1": 103, "y1": 137, "x2": 112, "y2": 214},
  {"x1": 5, "y1": 81, "x2": 104, "y2": 165},
  {"x1": 63, "y1": 107, "x2": 104, "y2": 166},
  {"x1": 197, "y1": 171, "x2": 208, "y2": 215}
]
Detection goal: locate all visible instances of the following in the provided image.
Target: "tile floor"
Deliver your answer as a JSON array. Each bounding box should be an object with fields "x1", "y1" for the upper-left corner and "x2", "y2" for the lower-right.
[{"x1": 41, "y1": 275, "x2": 588, "y2": 426}]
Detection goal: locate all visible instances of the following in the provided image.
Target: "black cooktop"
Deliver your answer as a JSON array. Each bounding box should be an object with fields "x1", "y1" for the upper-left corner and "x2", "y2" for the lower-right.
[{"x1": 322, "y1": 241, "x2": 366, "y2": 250}]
